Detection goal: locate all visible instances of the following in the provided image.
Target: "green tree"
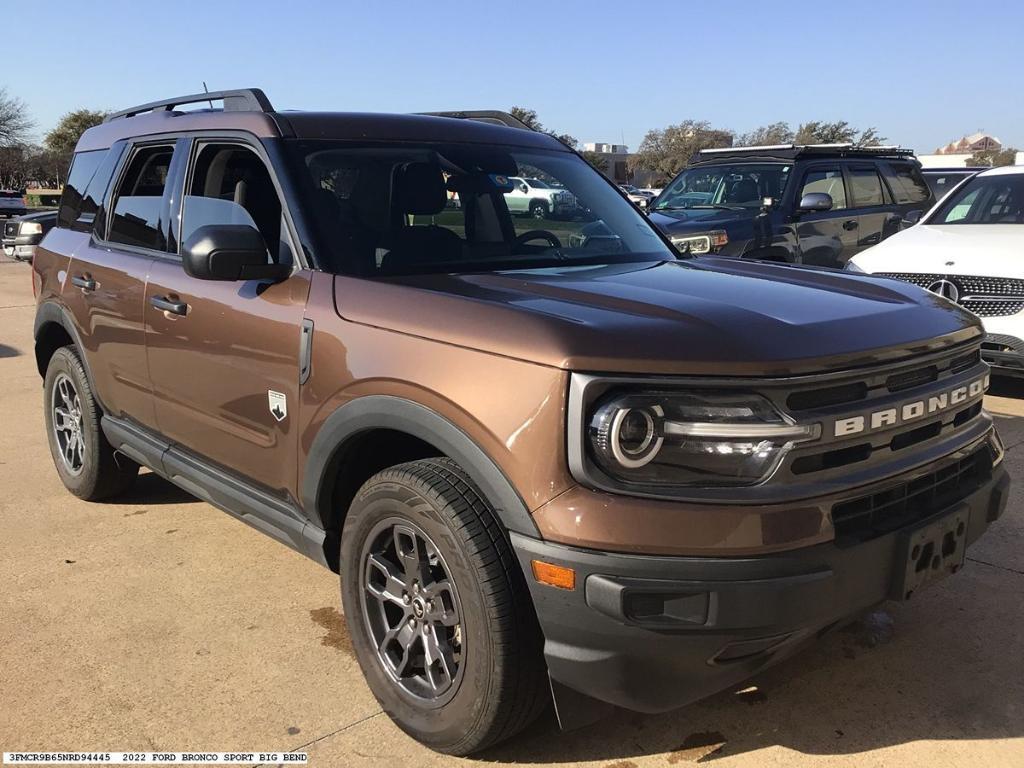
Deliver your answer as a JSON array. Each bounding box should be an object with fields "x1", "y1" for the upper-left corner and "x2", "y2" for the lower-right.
[
  {"x1": 628, "y1": 120, "x2": 732, "y2": 182},
  {"x1": 508, "y1": 106, "x2": 577, "y2": 149},
  {"x1": 44, "y1": 109, "x2": 107, "y2": 157},
  {"x1": 794, "y1": 120, "x2": 885, "y2": 146},
  {"x1": 0, "y1": 88, "x2": 32, "y2": 147},
  {"x1": 970, "y1": 147, "x2": 1018, "y2": 167},
  {"x1": 580, "y1": 150, "x2": 608, "y2": 172},
  {"x1": 735, "y1": 122, "x2": 794, "y2": 147}
]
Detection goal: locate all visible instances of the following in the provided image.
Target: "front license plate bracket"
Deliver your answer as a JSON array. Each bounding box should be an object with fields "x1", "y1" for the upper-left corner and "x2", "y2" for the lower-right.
[{"x1": 891, "y1": 505, "x2": 969, "y2": 602}]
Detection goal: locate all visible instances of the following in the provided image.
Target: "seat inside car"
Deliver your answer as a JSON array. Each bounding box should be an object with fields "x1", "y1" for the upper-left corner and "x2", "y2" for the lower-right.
[{"x1": 381, "y1": 162, "x2": 463, "y2": 271}]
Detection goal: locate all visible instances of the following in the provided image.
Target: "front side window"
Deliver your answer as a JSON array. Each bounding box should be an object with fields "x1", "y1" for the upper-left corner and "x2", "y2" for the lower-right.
[
  {"x1": 848, "y1": 166, "x2": 886, "y2": 208},
  {"x1": 181, "y1": 143, "x2": 286, "y2": 262},
  {"x1": 800, "y1": 168, "x2": 847, "y2": 210},
  {"x1": 108, "y1": 145, "x2": 174, "y2": 250},
  {"x1": 931, "y1": 175, "x2": 1024, "y2": 225},
  {"x1": 289, "y1": 141, "x2": 673, "y2": 275},
  {"x1": 654, "y1": 163, "x2": 790, "y2": 212}
]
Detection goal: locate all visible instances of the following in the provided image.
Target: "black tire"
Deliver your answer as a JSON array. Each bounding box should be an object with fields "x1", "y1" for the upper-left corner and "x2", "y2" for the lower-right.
[
  {"x1": 43, "y1": 345, "x2": 138, "y2": 500},
  {"x1": 340, "y1": 458, "x2": 548, "y2": 755},
  {"x1": 529, "y1": 200, "x2": 548, "y2": 219}
]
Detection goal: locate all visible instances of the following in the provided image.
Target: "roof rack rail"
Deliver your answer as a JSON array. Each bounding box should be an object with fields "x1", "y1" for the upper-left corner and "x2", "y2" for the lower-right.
[
  {"x1": 104, "y1": 88, "x2": 274, "y2": 123},
  {"x1": 699, "y1": 143, "x2": 914, "y2": 157},
  {"x1": 417, "y1": 110, "x2": 533, "y2": 131}
]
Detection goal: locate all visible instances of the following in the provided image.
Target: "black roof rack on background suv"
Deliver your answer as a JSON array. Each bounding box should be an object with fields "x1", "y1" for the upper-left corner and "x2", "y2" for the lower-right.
[
  {"x1": 692, "y1": 143, "x2": 917, "y2": 164},
  {"x1": 104, "y1": 88, "x2": 274, "y2": 122},
  {"x1": 417, "y1": 111, "x2": 533, "y2": 131}
]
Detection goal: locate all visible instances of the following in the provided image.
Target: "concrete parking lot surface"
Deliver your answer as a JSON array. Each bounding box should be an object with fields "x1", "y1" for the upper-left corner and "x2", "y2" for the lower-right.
[{"x1": 1, "y1": 254, "x2": 1022, "y2": 767}]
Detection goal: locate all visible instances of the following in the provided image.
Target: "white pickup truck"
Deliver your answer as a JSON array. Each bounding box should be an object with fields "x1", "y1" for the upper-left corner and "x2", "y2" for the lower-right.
[{"x1": 504, "y1": 176, "x2": 577, "y2": 219}]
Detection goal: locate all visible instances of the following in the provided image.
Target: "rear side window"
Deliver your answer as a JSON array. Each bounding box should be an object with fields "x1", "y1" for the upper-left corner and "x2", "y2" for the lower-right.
[
  {"x1": 108, "y1": 145, "x2": 175, "y2": 251},
  {"x1": 884, "y1": 162, "x2": 931, "y2": 204},
  {"x1": 57, "y1": 150, "x2": 109, "y2": 228},
  {"x1": 848, "y1": 166, "x2": 886, "y2": 207},
  {"x1": 800, "y1": 168, "x2": 847, "y2": 209}
]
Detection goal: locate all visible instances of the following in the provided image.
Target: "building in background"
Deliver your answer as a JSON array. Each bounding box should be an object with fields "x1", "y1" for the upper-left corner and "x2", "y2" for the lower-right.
[
  {"x1": 582, "y1": 142, "x2": 631, "y2": 185},
  {"x1": 935, "y1": 133, "x2": 1002, "y2": 155}
]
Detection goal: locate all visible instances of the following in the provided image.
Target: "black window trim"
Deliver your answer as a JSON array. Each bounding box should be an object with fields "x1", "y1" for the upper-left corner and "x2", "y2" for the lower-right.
[
  {"x1": 170, "y1": 130, "x2": 307, "y2": 271},
  {"x1": 94, "y1": 137, "x2": 181, "y2": 260}
]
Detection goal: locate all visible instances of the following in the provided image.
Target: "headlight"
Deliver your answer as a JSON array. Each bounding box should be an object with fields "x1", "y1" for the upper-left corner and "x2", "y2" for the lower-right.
[
  {"x1": 587, "y1": 390, "x2": 819, "y2": 488},
  {"x1": 670, "y1": 230, "x2": 728, "y2": 255},
  {"x1": 20, "y1": 222, "x2": 43, "y2": 235},
  {"x1": 844, "y1": 260, "x2": 867, "y2": 273}
]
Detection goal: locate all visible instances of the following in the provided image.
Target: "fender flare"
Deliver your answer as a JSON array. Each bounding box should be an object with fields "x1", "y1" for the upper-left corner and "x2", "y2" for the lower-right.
[
  {"x1": 33, "y1": 301, "x2": 104, "y2": 406},
  {"x1": 303, "y1": 395, "x2": 539, "y2": 538}
]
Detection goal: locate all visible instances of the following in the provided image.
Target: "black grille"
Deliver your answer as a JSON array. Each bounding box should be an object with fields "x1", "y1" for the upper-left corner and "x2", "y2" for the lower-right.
[
  {"x1": 877, "y1": 273, "x2": 1024, "y2": 317},
  {"x1": 963, "y1": 299, "x2": 1024, "y2": 317},
  {"x1": 831, "y1": 448, "x2": 991, "y2": 542}
]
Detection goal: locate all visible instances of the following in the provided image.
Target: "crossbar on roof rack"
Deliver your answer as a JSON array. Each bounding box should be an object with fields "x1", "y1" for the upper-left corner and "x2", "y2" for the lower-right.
[
  {"x1": 104, "y1": 88, "x2": 274, "y2": 122},
  {"x1": 417, "y1": 110, "x2": 533, "y2": 131}
]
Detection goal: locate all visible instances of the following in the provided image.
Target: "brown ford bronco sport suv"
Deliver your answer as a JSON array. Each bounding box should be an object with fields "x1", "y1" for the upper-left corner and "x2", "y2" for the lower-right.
[{"x1": 32, "y1": 89, "x2": 1009, "y2": 755}]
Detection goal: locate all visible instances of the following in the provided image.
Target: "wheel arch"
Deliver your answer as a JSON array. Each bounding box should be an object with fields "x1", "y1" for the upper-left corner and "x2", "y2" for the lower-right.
[
  {"x1": 34, "y1": 302, "x2": 96, "y2": 394},
  {"x1": 304, "y1": 396, "x2": 540, "y2": 570}
]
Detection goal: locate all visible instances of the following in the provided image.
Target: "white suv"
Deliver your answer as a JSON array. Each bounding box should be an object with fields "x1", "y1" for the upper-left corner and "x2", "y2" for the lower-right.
[
  {"x1": 504, "y1": 176, "x2": 577, "y2": 219},
  {"x1": 848, "y1": 166, "x2": 1024, "y2": 375}
]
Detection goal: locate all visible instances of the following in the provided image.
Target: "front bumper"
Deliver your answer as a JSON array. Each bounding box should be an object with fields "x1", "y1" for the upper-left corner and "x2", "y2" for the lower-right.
[
  {"x1": 2, "y1": 235, "x2": 40, "y2": 261},
  {"x1": 512, "y1": 456, "x2": 1009, "y2": 715},
  {"x1": 981, "y1": 332, "x2": 1024, "y2": 376}
]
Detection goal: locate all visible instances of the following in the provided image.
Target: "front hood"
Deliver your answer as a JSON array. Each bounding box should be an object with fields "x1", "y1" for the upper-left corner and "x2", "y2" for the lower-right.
[
  {"x1": 335, "y1": 259, "x2": 981, "y2": 376},
  {"x1": 648, "y1": 208, "x2": 754, "y2": 233},
  {"x1": 851, "y1": 225, "x2": 1024, "y2": 278}
]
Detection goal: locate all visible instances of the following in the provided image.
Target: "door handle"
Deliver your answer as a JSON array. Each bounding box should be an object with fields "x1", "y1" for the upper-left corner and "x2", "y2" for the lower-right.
[
  {"x1": 71, "y1": 275, "x2": 97, "y2": 291},
  {"x1": 842, "y1": 220, "x2": 859, "y2": 231},
  {"x1": 150, "y1": 295, "x2": 188, "y2": 316}
]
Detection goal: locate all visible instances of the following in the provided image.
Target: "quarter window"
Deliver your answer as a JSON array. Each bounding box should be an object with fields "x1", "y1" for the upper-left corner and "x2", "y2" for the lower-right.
[
  {"x1": 885, "y1": 162, "x2": 931, "y2": 204},
  {"x1": 57, "y1": 150, "x2": 109, "y2": 229},
  {"x1": 848, "y1": 166, "x2": 886, "y2": 207},
  {"x1": 800, "y1": 168, "x2": 847, "y2": 209},
  {"x1": 108, "y1": 145, "x2": 175, "y2": 251}
]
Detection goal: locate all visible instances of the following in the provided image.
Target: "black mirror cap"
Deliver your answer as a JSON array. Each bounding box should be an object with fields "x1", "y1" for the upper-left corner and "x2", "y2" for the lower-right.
[
  {"x1": 798, "y1": 192, "x2": 833, "y2": 212},
  {"x1": 902, "y1": 209, "x2": 924, "y2": 227},
  {"x1": 182, "y1": 224, "x2": 290, "y2": 282}
]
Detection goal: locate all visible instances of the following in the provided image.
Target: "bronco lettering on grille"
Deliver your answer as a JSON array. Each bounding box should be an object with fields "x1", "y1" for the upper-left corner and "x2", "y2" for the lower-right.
[{"x1": 833, "y1": 375, "x2": 988, "y2": 437}]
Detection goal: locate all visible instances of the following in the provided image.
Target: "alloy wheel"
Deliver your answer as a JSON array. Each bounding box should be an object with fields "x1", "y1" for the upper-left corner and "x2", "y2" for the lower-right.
[
  {"x1": 52, "y1": 372, "x2": 85, "y2": 476},
  {"x1": 359, "y1": 518, "x2": 465, "y2": 704}
]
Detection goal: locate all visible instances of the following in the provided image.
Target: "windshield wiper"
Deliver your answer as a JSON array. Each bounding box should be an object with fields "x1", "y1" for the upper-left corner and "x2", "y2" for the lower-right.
[{"x1": 688, "y1": 204, "x2": 746, "y2": 211}]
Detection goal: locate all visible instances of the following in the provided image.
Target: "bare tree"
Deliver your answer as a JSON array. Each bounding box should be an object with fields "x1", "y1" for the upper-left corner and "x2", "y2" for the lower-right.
[{"x1": 0, "y1": 88, "x2": 33, "y2": 147}]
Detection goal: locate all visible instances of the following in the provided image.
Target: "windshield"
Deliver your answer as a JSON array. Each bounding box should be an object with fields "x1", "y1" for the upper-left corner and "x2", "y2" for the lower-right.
[
  {"x1": 654, "y1": 163, "x2": 790, "y2": 211},
  {"x1": 929, "y1": 174, "x2": 1024, "y2": 225},
  {"x1": 287, "y1": 141, "x2": 675, "y2": 276},
  {"x1": 525, "y1": 178, "x2": 550, "y2": 189}
]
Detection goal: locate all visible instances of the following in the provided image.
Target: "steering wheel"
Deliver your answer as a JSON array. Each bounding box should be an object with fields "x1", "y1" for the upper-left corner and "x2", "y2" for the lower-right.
[{"x1": 513, "y1": 230, "x2": 563, "y2": 250}]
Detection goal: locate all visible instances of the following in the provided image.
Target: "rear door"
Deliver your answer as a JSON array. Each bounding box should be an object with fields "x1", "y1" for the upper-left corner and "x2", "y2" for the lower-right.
[
  {"x1": 59, "y1": 142, "x2": 161, "y2": 427},
  {"x1": 793, "y1": 163, "x2": 856, "y2": 267},
  {"x1": 843, "y1": 162, "x2": 901, "y2": 258},
  {"x1": 144, "y1": 136, "x2": 311, "y2": 499}
]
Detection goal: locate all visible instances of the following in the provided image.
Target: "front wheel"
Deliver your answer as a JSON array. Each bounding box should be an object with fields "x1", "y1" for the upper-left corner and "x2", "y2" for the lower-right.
[
  {"x1": 340, "y1": 458, "x2": 547, "y2": 755},
  {"x1": 529, "y1": 200, "x2": 549, "y2": 219}
]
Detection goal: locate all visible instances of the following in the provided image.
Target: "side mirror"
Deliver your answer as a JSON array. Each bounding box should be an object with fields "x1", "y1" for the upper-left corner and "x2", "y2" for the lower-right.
[
  {"x1": 182, "y1": 224, "x2": 290, "y2": 282},
  {"x1": 798, "y1": 192, "x2": 833, "y2": 212},
  {"x1": 902, "y1": 209, "x2": 924, "y2": 228}
]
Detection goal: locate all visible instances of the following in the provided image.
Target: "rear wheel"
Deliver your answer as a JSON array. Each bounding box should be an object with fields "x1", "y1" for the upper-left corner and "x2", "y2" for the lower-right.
[
  {"x1": 43, "y1": 346, "x2": 138, "y2": 500},
  {"x1": 340, "y1": 458, "x2": 547, "y2": 755}
]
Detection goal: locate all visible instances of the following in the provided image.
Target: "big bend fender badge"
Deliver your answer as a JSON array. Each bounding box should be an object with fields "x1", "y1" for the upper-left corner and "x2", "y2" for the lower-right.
[{"x1": 268, "y1": 390, "x2": 288, "y2": 422}]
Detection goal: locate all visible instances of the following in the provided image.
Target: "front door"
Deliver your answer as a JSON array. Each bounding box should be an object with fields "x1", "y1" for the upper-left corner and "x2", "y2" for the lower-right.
[
  {"x1": 144, "y1": 138, "x2": 310, "y2": 500},
  {"x1": 793, "y1": 164, "x2": 857, "y2": 268}
]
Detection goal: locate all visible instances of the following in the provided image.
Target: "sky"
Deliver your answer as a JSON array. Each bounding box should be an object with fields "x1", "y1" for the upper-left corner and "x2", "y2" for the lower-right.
[{"x1": 10, "y1": 0, "x2": 1024, "y2": 155}]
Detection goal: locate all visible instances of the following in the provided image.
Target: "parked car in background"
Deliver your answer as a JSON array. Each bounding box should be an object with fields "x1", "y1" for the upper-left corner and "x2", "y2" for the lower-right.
[
  {"x1": 3, "y1": 211, "x2": 58, "y2": 261},
  {"x1": 618, "y1": 183, "x2": 655, "y2": 209},
  {"x1": 848, "y1": 166, "x2": 1024, "y2": 375},
  {"x1": 922, "y1": 167, "x2": 983, "y2": 201},
  {"x1": 0, "y1": 190, "x2": 28, "y2": 218},
  {"x1": 504, "y1": 175, "x2": 577, "y2": 218},
  {"x1": 648, "y1": 144, "x2": 934, "y2": 267}
]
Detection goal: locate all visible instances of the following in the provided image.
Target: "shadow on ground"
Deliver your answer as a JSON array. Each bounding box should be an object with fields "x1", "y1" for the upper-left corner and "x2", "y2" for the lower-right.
[
  {"x1": 0, "y1": 344, "x2": 20, "y2": 358},
  {"x1": 113, "y1": 470, "x2": 198, "y2": 506}
]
